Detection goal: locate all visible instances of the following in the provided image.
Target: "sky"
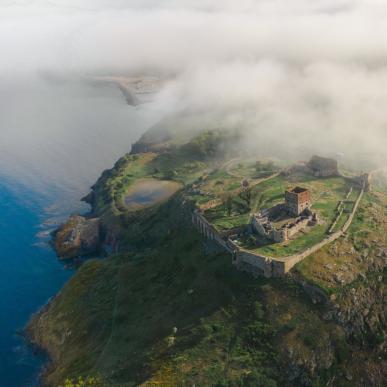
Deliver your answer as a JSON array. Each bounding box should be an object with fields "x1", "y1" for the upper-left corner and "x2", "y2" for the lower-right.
[{"x1": 1, "y1": 0, "x2": 387, "y2": 166}]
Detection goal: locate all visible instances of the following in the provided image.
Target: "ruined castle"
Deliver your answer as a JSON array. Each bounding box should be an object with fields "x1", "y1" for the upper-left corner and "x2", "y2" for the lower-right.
[
  {"x1": 251, "y1": 187, "x2": 317, "y2": 243},
  {"x1": 191, "y1": 156, "x2": 369, "y2": 278},
  {"x1": 285, "y1": 186, "x2": 312, "y2": 216},
  {"x1": 308, "y1": 155, "x2": 338, "y2": 177}
]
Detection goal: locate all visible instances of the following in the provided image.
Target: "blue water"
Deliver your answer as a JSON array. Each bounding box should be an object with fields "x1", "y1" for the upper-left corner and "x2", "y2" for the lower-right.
[
  {"x1": 0, "y1": 78, "x2": 161, "y2": 386},
  {"x1": 0, "y1": 178, "x2": 74, "y2": 386}
]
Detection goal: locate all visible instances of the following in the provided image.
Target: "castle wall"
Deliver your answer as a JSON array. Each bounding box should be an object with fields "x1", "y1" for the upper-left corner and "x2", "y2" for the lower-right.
[
  {"x1": 313, "y1": 168, "x2": 338, "y2": 177},
  {"x1": 235, "y1": 250, "x2": 273, "y2": 277},
  {"x1": 286, "y1": 217, "x2": 310, "y2": 238},
  {"x1": 282, "y1": 186, "x2": 365, "y2": 273},
  {"x1": 251, "y1": 216, "x2": 270, "y2": 237},
  {"x1": 191, "y1": 180, "x2": 365, "y2": 279},
  {"x1": 272, "y1": 229, "x2": 287, "y2": 243},
  {"x1": 192, "y1": 211, "x2": 230, "y2": 251}
]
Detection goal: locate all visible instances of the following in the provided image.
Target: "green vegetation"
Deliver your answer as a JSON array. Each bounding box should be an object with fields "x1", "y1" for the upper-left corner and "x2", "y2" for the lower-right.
[
  {"x1": 30, "y1": 127, "x2": 387, "y2": 386},
  {"x1": 252, "y1": 225, "x2": 327, "y2": 257},
  {"x1": 202, "y1": 172, "x2": 353, "y2": 257},
  {"x1": 61, "y1": 376, "x2": 105, "y2": 387},
  {"x1": 180, "y1": 129, "x2": 240, "y2": 161},
  {"x1": 295, "y1": 191, "x2": 387, "y2": 292},
  {"x1": 30, "y1": 205, "x2": 352, "y2": 386},
  {"x1": 226, "y1": 159, "x2": 278, "y2": 179}
]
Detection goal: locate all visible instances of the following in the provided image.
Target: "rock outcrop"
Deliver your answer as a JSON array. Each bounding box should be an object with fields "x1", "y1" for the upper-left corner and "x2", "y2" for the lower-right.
[
  {"x1": 327, "y1": 277, "x2": 386, "y2": 343},
  {"x1": 54, "y1": 216, "x2": 101, "y2": 259}
]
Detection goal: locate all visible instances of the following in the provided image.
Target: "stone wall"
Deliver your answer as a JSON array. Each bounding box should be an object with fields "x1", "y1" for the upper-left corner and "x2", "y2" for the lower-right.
[
  {"x1": 192, "y1": 210, "x2": 231, "y2": 251},
  {"x1": 282, "y1": 185, "x2": 365, "y2": 273},
  {"x1": 252, "y1": 209, "x2": 312, "y2": 243},
  {"x1": 235, "y1": 249, "x2": 275, "y2": 278},
  {"x1": 191, "y1": 182, "x2": 365, "y2": 278},
  {"x1": 287, "y1": 217, "x2": 309, "y2": 238}
]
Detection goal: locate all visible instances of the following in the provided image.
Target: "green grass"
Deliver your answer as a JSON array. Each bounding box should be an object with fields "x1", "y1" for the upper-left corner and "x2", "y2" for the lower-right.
[
  {"x1": 31, "y1": 139, "x2": 387, "y2": 386},
  {"x1": 211, "y1": 212, "x2": 251, "y2": 231},
  {"x1": 31, "y1": 215, "x2": 350, "y2": 386},
  {"x1": 203, "y1": 174, "x2": 352, "y2": 257},
  {"x1": 294, "y1": 190, "x2": 387, "y2": 293},
  {"x1": 252, "y1": 225, "x2": 326, "y2": 257},
  {"x1": 227, "y1": 159, "x2": 278, "y2": 179}
]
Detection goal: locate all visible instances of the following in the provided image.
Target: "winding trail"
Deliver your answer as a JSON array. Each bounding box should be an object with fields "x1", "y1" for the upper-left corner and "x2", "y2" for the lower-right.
[{"x1": 194, "y1": 167, "x2": 375, "y2": 277}]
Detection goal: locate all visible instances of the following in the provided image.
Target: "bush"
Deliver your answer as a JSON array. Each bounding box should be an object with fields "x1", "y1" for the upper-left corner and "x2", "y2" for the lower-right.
[
  {"x1": 240, "y1": 371, "x2": 277, "y2": 387},
  {"x1": 61, "y1": 376, "x2": 105, "y2": 387},
  {"x1": 335, "y1": 337, "x2": 349, "y2": 363}
]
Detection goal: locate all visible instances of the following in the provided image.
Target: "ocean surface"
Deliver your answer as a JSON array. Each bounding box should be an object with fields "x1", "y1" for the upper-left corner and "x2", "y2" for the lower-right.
[{"x1": 0, "y1": 77, "x2": 160, "y2": 386}]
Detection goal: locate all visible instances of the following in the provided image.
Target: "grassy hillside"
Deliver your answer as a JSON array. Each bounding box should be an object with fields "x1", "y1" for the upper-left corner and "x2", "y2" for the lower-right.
[
  {"x1": 28, "y1": 131, "x2": 386, "y2": 387},
  {"x1": 29, "y1": 198, "x2": 360, "y2": 386}
]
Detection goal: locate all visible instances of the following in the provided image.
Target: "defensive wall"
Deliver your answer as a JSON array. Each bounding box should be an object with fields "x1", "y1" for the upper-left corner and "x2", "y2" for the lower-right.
[{"x1": 191, "y1": 178, "x2": 366, "y2": 278}]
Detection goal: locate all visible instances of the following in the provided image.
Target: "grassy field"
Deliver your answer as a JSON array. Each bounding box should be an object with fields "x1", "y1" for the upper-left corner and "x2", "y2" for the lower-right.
[
  {"x1": 295, "y1": 191, "x2": 387, "y2": 292},
  {"x1": 96, "y1": 153, "x2": 360, "y2": 261},
  {"x1": 30, "y1": 208, "x2": 352, "y2": 386},
  {"x1": 252, "y1": 177, "x2": 353, "y2": 257},
  {"x1": 89, "y1": 137, "x2": 214, "y2": 237},
  {"x1": 32, "y1": 121, "x2": 387, "y2": 387},
  {"x1": 201, "y1": 172, "x2": 353, "y2": 257}
]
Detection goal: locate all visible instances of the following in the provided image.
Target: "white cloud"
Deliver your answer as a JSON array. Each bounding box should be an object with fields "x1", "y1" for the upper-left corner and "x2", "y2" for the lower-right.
[{"x1": 1, "y1": 0, "x2": 386, "y2": 165}]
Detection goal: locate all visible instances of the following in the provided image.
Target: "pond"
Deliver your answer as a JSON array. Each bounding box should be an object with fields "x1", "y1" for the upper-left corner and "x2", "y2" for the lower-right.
[{"x1": 124, "y1": 179, "x2": 181, "y2": 210}]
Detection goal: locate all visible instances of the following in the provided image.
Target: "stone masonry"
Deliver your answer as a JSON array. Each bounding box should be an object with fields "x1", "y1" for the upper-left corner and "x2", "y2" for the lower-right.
[
  {"x1": 191, "y1": 172, "x2": 368, "y2": 279},
  {"x1": 285, "y1": 186, "x2": 311, "y2": 216}
]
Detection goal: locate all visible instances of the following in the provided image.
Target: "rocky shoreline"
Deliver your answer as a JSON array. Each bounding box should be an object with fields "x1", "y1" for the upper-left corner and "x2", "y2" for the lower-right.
[
  {"x1": 53, "y1": 215, "x2": 101, "y2": 259},
  {"x1": 26, "y1": 128, "x2": 386, "y2": 386}
]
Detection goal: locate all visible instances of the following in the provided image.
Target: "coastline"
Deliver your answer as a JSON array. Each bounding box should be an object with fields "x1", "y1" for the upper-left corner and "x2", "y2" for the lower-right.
[
  {"x1": 22, "y1": 80, "x2": 154, "y2": 384},
  {"x1": 24, "y1": 126, "x2": 387, "y2": 386},
  {"x1": 24, "y1": 124, "x2": 172, "y2": 384}
]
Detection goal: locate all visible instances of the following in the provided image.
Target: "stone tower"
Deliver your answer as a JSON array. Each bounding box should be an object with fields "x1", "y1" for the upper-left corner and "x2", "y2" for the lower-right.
[{"x1": 285, "y1": 187, "x2": 311, "y2": 216}]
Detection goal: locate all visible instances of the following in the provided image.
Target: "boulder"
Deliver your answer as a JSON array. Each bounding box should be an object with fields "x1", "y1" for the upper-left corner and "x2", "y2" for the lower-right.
[{"x1": 54, "y1": 215, "x2": 101, "y2": 259}]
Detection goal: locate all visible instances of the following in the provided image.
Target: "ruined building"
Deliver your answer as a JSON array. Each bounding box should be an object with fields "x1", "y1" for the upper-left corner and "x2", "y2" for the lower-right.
[
  {"x1": 251, "y1": 187, "x2": 316, "y2": 243},
  {"x1": 308, "y1": 155, "x2": 338, "y2": 177},
  {"x1": 285, "y1": 186, "x2": 311, "y2": 216}
]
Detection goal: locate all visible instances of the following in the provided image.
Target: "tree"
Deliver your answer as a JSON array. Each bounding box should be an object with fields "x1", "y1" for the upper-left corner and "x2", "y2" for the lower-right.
[
  {"x1": 240, "y1": 187, "x2": 252, "y2": 209},
  {"x1": 225, "y1": 195, "x2": 233, "y2": 216}
]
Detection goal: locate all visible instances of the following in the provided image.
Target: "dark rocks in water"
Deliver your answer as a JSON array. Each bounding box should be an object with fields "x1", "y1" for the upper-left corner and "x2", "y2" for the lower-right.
[{"x1": 54, "y1": 215, "x2": 101, "y2": 259}]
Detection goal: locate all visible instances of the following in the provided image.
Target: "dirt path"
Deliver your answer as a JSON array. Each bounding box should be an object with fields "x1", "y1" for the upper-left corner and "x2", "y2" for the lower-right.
[{"x1": 223, "y1": 157, "x2": 281, "y2": 186}]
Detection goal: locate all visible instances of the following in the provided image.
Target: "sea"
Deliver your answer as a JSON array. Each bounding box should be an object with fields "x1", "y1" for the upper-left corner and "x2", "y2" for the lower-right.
[{"x1": 0, "y1": 76, "x2": 160, "y2": 386}]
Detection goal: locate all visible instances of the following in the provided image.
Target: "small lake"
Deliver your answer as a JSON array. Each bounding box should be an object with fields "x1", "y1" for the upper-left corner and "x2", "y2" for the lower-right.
[{"x1": 124, "y1": 179, "x2": 181, "y2": 209}]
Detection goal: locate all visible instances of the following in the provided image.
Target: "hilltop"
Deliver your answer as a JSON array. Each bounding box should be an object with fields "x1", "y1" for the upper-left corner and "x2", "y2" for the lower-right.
[{"x1": 28, "y1": 128, "x2": 386, "y2": 387}]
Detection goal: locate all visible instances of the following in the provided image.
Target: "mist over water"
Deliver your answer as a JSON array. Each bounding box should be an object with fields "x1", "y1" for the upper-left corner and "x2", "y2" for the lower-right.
[
  {"x1": 0, "y1": 77, "x2": 160, "y2": 205},
  {"x1": 1, "y1": 1, "x2": 387, "y2": 385},
  {"x1": 0, "y1": 78, "x2": 160, "y2": 386},
  {"x1": 2, "y1": 0, "x2": 387, "y2": 166}
]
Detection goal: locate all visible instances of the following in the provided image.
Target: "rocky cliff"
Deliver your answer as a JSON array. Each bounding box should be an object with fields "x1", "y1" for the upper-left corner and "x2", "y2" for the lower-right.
[
  {"x1": 28, "y1": 130, "x2": 386, "y2": 386},
  {"x1": 54, "y1": 215, "x2": 101, "y2": 259}
]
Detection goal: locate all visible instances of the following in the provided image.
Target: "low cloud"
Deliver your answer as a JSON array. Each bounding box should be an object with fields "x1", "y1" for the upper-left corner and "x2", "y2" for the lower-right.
[{"x1": 1, "y1": 0, "x2": 387, "y2": 166}]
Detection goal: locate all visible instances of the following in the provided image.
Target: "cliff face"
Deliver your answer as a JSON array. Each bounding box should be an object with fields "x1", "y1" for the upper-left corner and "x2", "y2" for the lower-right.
[
  {"x1": 328, "y1": 275, "x2": 386, "y2": 343},
  {"x1": 28, "y1": 130, "x2": 386, "y2": 386},
  {"x1": 54, "y1": 215, "x2": 100, "y2": 259}
]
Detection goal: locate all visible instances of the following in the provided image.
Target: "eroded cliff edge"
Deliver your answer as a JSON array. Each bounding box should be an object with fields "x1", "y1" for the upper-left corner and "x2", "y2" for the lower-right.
[{"x1": 28, "y1": 130, "x2": 386, "y2": 386}]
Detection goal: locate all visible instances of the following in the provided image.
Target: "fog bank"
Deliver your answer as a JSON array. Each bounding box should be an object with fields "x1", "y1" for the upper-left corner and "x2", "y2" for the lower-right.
[{"x1": 1, "y1": 0, "x2": 387, "y2": 166}]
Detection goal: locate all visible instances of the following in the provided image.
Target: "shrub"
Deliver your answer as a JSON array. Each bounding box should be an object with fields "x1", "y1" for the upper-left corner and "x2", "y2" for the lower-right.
[{"x1": 61, "y1": 376, "x2": 104, "y2": 387}]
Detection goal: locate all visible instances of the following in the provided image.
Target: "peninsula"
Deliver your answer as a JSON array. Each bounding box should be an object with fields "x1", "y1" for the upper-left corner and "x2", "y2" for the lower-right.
[{"x1": 28, "y1": 127, "x2": 386, "y2": 387}]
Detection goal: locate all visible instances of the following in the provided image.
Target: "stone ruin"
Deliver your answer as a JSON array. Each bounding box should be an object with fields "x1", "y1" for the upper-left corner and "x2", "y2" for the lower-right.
[
  {"x1": 308, "y1": 155, "x2": 338, "y2": 177},
  {"x1": 282, "y1": 155, "x2": 339, "y2": 179},
  {"x1": 251, "y1": 187, "x2": 318, "y2": 243},
  {"x1": 285, "y1": 186, "x2": 312, "y2": 216}
]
